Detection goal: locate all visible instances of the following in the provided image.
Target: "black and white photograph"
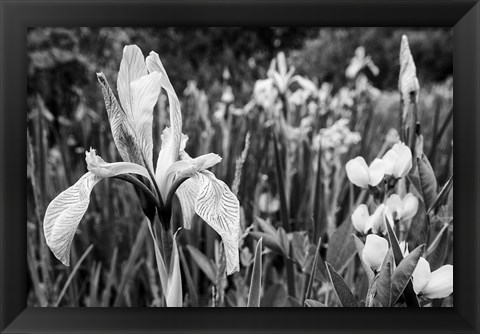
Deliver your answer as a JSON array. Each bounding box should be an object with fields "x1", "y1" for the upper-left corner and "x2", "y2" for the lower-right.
[{"x1": 26, "y1": 27, "x2": 453, "y2": 308}]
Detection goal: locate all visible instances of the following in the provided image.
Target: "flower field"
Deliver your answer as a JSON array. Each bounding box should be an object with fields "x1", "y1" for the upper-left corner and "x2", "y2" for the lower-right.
[{"x1": 27, "y1": 28, "x2": 453, "y2": 307}]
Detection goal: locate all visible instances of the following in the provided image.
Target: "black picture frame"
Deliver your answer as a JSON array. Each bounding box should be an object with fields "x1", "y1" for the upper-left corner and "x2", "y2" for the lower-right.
[{"x1": 1, "y1": 0, "x2": 479, "y2": 333}]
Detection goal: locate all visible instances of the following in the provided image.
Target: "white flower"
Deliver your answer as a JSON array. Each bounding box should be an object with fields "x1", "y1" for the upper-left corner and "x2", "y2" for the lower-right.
[
  {"x1": 253, "y1": 78, "x2": 278, "y2": 110},
  {"x1": 44, "y1": 45, "x2": 241, "y2": 274},
  {"x1": 346, "y1": 157, "x2": 385, "y2": 188},
  {"x1": 362, "y1": 234, "x2": 389, "y2": 272},
  {"x1": 267, "y1": 51, "x2": 295, "y2": 94},
  {"x1": 385, "y1": 193, "x2": 419, "y2": 222},
  {"x1": 345, "y1": 46, "x2": 380, "y2": 79},
  {"x1": 288, "y1": 88, "x2": 310, "y2": 106},
  {"x1": 412, "y1": 257, "x2": 453, "y2": 299},
  {"x1": 258, "y1": 192, "x2": 280, "y2": 214},
  {"x1": 369, "y1": 204, "x2": 392, "y2": 235},
  {"x1": 382, "y1": 142, "x2": 412, "y2": 178},
  {"x1": 351, "y1": 204, "x2": 388, "y2": 235},
  {"x1": 351, "y1": 204, "x2": 371, "y2": 234}
]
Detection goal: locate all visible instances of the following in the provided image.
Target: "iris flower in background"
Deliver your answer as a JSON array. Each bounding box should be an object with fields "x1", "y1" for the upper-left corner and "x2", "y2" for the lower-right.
[{"x1": 43, "y1": 45, "x2": 240, "y2": 274}]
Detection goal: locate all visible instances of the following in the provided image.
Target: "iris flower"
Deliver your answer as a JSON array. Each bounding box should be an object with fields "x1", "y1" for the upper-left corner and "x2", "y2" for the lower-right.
[{"x1": 43, "y1": 45, "x2": 240, "y2": 274}]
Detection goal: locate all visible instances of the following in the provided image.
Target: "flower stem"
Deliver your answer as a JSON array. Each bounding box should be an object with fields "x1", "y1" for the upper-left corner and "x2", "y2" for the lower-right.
[{"x1": 113, "y1": 174, "x2": 162, "y2": 212}]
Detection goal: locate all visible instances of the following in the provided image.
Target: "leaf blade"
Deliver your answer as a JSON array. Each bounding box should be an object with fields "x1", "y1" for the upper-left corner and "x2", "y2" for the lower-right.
[
  {"x1": 247, "y1": 238, "x2": 263, "y2": 307},
  {"x1": 326, "y1": 262, "x2": 358, "y2": 307}
]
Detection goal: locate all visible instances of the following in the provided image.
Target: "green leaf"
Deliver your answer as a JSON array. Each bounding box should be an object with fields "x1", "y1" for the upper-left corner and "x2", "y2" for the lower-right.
[
  {"x1": 277, "y1": 227, "x2": 289, "y2": 254},
  {"x1": 352, "y1": 234, "x2": 375, "y2": 284},
  {"x1": 417, "y1": 154, "x2": 438, "y2": 211},
  {"x1": 166, "y1": 230, "x2": 183, "y2": 307},
  {"x1": 186, "y1": 245, "x2": 217, "y2": 283},
  {"x1": 272, "y1": 131, "x2": 295, "y2": 298},
  {"x1": 428, "y1": 174, "x2": 453, "y2": 215},
  {"x1": 390, "y1": 244, "x2": 424, "y2": 306},
  {"x1": 426, "y1": 224, "x2": 450, "y2": 271},
  {"x1": 385, "y1": 217, "x2": 420, "y2": 307},
  {"x1": 305, "y1": 299, "x2": 327, "y2": 307},
  {"x1": 178, "y1": 246, "x2": 199, "y2": 307},
  {"x1": 250, "y1": 231, "x2": 284, "y2": 255},
  {"x1": 376, "y1": 261, "x2": 392, "y2": 307},
  {"x1": 247, "y1": 238, "x2": 263, "y2": 307},
  {"x1": 291, "y1": 231, "x2": 309, "y2": 267},
  {"x1": 326, "y1": 262, "x2": 358, "y2": 307},
  {"x1": 326, "y1": 219, "x2": 356, "y2": 274},
  {"x1": 304, "y1": 237, "x2": 322, "y2": 302},
  {"x1": 255, "y1": 216, "x2": 278, "y2": 238}
]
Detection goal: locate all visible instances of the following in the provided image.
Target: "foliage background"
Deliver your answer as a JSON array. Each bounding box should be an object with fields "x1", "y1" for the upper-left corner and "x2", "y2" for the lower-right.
[{"x1": 27, "y1": 27, "x2": 453, "y2": 307}]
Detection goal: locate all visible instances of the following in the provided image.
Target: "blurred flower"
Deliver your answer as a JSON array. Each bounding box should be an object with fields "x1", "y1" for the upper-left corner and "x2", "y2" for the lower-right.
[
  {"x1": 315, "y1": 119, "x2": 361, "y2": 156},
  {"x1": 292, "y1": 75, "x2": 317, "y2": 95},
  {"x1": 253, "y1": 78, "x2": 278, "y2": 110},
  {"x1": 346, "y1": 156, "x2": 385, "y2": 189},
  {"x1": 183, "y1": 80, "x2": 199, "y2": 97},
  {"x1": 240, "y1": 247, "x2": 253, "y2": 267},
  {"x1": 288, "y1": 88, "x2": 310, "y2": 106},
  {"x1": 267, "y1": 51, "x2": 295, "y2": 94},
  {"x1": 412, "y1": 257, "x2": 453, "y2": 299},
  {"x1": 318, "y1": 82, "x2": 333, "y2": 105},
  {"x1": 221, "y1": 85, "x2": 234, "y2": 104},
  {"x1": 362, "y1": 234, "x2": 389, "y2": 272},
  {"x1": 345, "y1": 46, "x2": 380, "y2": 79},
  {"x1": 351, "y1": 204, "x2": 371, "y2": 234},
  {"x1": 382, "y1": 141, "x2": 412, "y2": 178},
  {"x1": 258, "y1": 192, "x2": 281, "y2": 214},
  {"x1": 385, "y1": 128, "x2": 400, "y2": 146},
  {"x1": 385, "y1": 193, "x2": 419, "y2": 222},
  {"x1": 330, "y1": 87, "x2": 354, "y2": 109}
]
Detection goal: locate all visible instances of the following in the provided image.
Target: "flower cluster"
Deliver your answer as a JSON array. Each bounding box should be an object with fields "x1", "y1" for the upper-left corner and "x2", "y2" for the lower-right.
[
  {"x1": 346, "y1": 138, "x2": 452, "y2": 301},
  {"x1": 315, "y1": 119, "x2": 361, "y2": 153}
]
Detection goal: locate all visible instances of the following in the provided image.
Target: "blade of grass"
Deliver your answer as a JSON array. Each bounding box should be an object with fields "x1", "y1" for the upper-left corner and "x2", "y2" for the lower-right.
[
  {"x1": 27, "y1": 234, "x2": 48, "y2": 306},
  {"x1": 88, "y1": 262, "x2": 102, "y2": 306},
  {"x1": 302, "y1": 237, "x2": 322, "y2": 303},
  {"x1": 101, "y1": 247, "x2": 118, "y2": 306},
  {"x1": 272, "y1": 130, "x2": 296, "y2": 298},
  {"x1": 312, "y1": 143, "x2": 326, "y2": 241},
  {"x1": 247, "y1": 238, "x2": 263, "y2": 307},
  {"x1": 186, "y1": 245, "x2": 217, "y2": 283},
  {"x1": 113, "y1": 221, "x2": 148, "y2": 306},
  {"x1": 179, "y1": 246, "x2": 199, "y2": 307},
  {"x1": 55, "y1": 244, "x2": 94, "y2": 307}
]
